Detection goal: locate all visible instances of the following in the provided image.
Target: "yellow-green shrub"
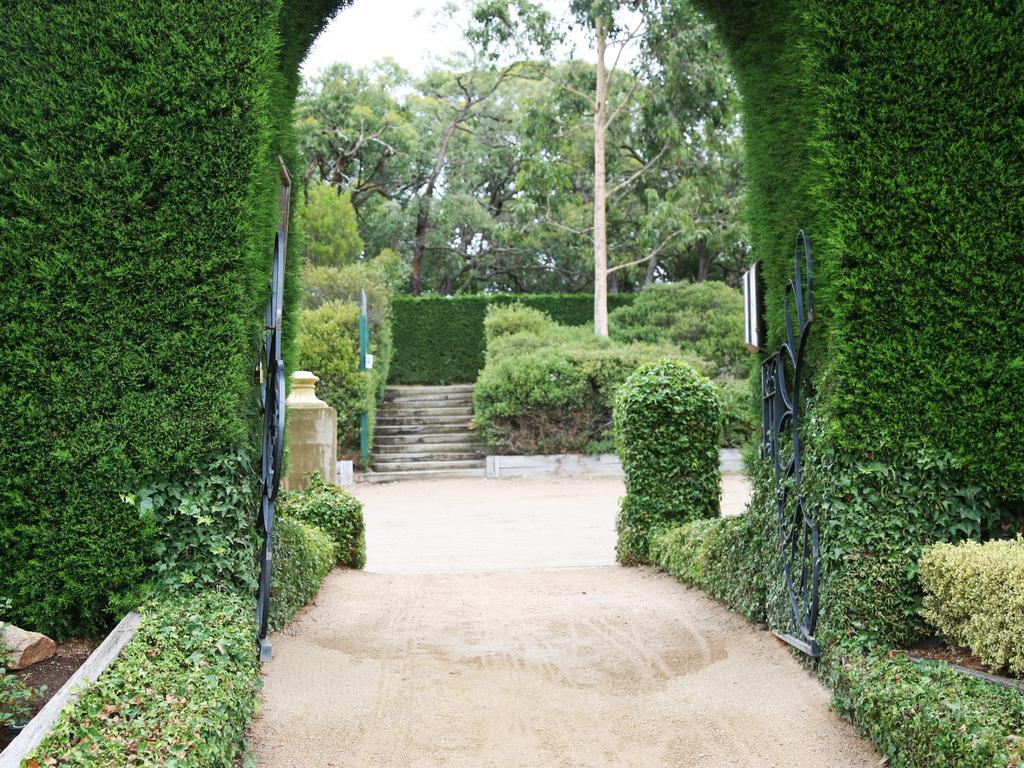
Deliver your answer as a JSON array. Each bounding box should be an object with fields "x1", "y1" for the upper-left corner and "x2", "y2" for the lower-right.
[{"x1": 919, "y1": 537, "x2": 1024, "y2": 676}]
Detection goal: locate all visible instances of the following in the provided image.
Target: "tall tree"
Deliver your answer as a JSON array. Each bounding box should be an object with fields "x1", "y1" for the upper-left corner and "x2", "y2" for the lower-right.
[
  {"x1": 563, "y1": 1, "x2": 656, "y2": 334},
  {"x1": 406, "y1": 0, "x2": 553, "y2": 294}
]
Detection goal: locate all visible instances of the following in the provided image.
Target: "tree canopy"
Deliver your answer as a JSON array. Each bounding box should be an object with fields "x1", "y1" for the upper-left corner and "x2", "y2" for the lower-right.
[{"x1": 295, "y1": 0, "x2": 746, "y2": 297}]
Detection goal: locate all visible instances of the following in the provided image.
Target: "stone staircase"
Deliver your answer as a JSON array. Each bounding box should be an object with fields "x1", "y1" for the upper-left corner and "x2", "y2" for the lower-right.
[{"x1": 365, "y1": 384, "x2": 486, "y2": 482}]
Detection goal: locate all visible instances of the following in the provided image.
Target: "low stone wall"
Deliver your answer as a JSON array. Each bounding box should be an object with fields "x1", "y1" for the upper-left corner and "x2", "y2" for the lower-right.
[{"x1": 486, "y1": 449, "x2": 743, "y2": 478}]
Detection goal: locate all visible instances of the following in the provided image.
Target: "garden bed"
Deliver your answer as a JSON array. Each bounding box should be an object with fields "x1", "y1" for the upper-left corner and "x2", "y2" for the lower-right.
[
  {"x1": 1, "y1": 638, "x2": 98, "y2": 752},
  {"x1": 906, "y1": 641, "x2": 1024, "y2": 692}
]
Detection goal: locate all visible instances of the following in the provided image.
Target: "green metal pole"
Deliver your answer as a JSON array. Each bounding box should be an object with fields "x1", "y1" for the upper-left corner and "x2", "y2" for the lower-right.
[{"x1": 359, "y1": 290, "x2": 370, "y2": 466}]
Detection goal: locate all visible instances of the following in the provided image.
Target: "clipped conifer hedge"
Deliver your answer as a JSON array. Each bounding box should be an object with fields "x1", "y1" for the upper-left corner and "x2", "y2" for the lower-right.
[
  {"x1": 0, "y1": 1, "x2": 350, "y2": 637},
  {"x1": 694, "y1": 0, "x2": 1024, "y2": 654}
]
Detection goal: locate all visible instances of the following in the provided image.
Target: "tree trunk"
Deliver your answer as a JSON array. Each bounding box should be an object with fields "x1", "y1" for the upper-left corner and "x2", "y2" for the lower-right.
[
  {"x1": 412, "y1": 117, "x2": 462, "y2": 296},
  {"x1": 412, "y1": 197, "x2": 432, "y2": 295},
  {"x1": 592, "y1": 16, "x2": 609, "y2": 337},
  {"x1": 644, "y1": 254, "x2": 659, "y2": 285},
  {"x1": 696, "y1": 238, "x2": 710, "y2": 282}
]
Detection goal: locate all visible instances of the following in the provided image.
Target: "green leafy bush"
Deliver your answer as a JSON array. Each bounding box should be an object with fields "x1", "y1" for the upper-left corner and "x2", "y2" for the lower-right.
[
  {"x1": 483, "y1": 302, "x2": 555, "y2": 343},
  {"x1": 268, "y1": 517, "x2": 335, "y2": 631},
  {"x1": 279, "y1": 472, "x2": 366, "y2": 569},
  {"x1": 613, "y1": 360, "x2": 721, "y2": 565},
  {"x1": 474, "y1": 307, "x2": 687, "y2": 454},
  {"x1": 299, "y1": 183, "x2": 363, "y2": 268},
  {"x1": 919, "y1": 537, "x2": 1024, "y2": 676},
  {"x1": 609, "y1": 282, "x2": 747, "y2": 378},
  {"x1": 831, "y1": 653, "x2": 1024, "y2": 768},
  {"x1": 297, "y1": 300, "x2": 372, "y2": 455},
  {"x1": 649, "y1": 515, "x2": 769, "y2": 622},
  {"x1": 134, "y1": 450, "x2": 258, "y2": 595},
  {"x1": 391, "y1": 293, "x2": 636, "y2": 384},
  {"x1": 29, "y1": 592, "x2": 259, "y2": 766},
  {"x1": 302, "y1": 253, "x2": 399, "y2": 326},
  {"x1": 297, "y1": 254, "x2": 396, "y2": 459}
]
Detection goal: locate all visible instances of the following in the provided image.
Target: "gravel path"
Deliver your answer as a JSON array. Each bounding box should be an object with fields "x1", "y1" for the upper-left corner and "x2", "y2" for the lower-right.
[{"x1": 251, "y1": 476, "x2": 877, "y2": 767}]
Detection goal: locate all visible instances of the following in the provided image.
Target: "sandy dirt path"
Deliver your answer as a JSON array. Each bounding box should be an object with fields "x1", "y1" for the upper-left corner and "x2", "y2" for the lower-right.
[
  {"x1": 355, "y1": 474, "x2": 750, "y2": 573},
  {"x1": 251, "y1": 477, "x2": 877, "y2": 767}
]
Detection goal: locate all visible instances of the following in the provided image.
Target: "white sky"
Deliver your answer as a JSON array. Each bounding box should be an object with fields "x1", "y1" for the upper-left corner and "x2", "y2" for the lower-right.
[
  {"x1": 300, "y1": 0, "x2": 639, "y2": 82},
  {"x1": 301, "y1": 0, "x2": 463, "y2": 79}
]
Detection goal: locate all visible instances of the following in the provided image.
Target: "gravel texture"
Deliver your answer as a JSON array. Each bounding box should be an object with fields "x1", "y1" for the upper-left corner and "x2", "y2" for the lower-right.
[{"x1": 251, "y1": 476, "x2": 877, "y2": 767}]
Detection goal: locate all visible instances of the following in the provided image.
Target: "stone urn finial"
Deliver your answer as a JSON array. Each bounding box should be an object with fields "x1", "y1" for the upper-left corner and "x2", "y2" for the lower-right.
[{"x1": 287, "y1": 370, "x2": 326, "y2": 408}]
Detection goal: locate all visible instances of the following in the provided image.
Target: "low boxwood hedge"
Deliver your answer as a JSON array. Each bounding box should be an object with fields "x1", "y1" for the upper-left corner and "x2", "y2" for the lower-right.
[
  {"x1": 613, "y1": 359, "x2": 721, "y2": 565},
  {"x1": 649, "y1": 516, "x2": 770, "y2": 622},
  {"x1": 268, "y1": 516, "x2": 335, "y2": 632},
  {"x1": 919, "y1": 537, "x2": 1024, "y2": 677},
  {"x1": 279, "y1": 472, "x2": 367, "y2": 569},
  {"x1": 29, "y1": 592, "x2": 259, "y2": 767}
]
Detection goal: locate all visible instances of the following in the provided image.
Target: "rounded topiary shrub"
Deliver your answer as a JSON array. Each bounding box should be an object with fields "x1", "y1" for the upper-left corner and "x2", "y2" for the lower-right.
[
  {"x1": 278, "y1": 472, "x2": 366, "y2": 569},
  {"x1": 614, "y1": 359, "x2": 721, "y2": 565}
]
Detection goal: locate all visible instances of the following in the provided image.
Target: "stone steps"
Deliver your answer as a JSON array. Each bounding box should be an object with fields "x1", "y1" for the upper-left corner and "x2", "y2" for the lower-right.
[
  {"x1": 378, "y1": 406, "x2": 474, "y2": 419},
  {"x1": 374, "y1": 442, "x2": 482, "y2": 455},
  {"x1": 374, "y1": 447, "x2": 483, "y2": 460},
  {"x1": 375, "y1": 423, "x2": 474, "y2": 436},
  {"x1": 361, "y1": 467, "x2": 487, "y2": 484},
  {"x1": 374, "y1": 436, "x2": 481, "y2": 448},
  {"x1": 376, "y1": 413, "x2": 475, "y2": 426},
  {"x1": 369, "y1": 384, "x2": 486, "y2": 481},
  {"x1": 369, "y1": 458, "x2": 486, "y2": 472}
]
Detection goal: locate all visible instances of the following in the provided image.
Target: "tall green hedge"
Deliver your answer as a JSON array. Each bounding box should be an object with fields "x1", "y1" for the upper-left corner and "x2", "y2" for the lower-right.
[
  {"x1": 390, "y1": 294, "x2": 635, "y2": 384},
  {"x1": 700, "y1": 0, "x2": 1024, "y2": 498},
  {"x1": 0, "y1": 1, "x2": 349, "y2": 637},
  {"x1": 692, "y1": 0, "x2": 1024, "y2": 654}
]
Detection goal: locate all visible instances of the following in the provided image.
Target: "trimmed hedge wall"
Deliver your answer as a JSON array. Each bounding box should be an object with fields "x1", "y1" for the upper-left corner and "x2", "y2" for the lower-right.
[
  {"x1": 390, "y1": 293, "x2": 635, "y2": 384},
  {"x1": 692, "y1": 0, "x2": 1024, "y2": 656},
  {"x1": 268, "y1": 517, "x2": 335, "y2": 631},
  {"x1": 0, "y1": 2, "x2": 348, "y2": 637},
  {"x1": 699, "y1": 1, "x2": 1024, "y2": 501}
]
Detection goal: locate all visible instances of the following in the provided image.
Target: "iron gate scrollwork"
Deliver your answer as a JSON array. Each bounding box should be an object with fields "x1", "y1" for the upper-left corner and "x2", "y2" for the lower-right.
[
  {"x1": 256, "y1": 159, "x2": 291, "y2": 661},
  {"x1": 761, "y1": 230, "x2": 820, "y2": 658}
]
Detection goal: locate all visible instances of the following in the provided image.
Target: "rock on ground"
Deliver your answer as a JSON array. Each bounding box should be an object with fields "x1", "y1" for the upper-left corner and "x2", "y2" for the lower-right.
[{"x1": 3, "y1": 625, "x2": 56, "y2": 670}]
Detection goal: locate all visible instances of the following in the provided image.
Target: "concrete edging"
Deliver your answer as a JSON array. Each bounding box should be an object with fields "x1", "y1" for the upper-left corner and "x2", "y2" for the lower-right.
[
  {"x1": 0, "y1": 611, "x2": 142, "y2": 767},
  {"x1": 486, "y1": 449, "x2": 743, "y2": 478},
  {"x1": 336, "y1": 459, "x2": 355, "y2": 487}
]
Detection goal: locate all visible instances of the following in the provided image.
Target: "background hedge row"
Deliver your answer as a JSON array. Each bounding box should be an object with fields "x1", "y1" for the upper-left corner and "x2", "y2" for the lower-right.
[{"x1": 389, "y1": 293, "x2": 635, "y2": 384}]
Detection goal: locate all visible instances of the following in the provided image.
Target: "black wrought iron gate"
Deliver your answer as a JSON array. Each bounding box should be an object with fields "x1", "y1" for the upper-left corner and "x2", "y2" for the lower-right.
[
  {"x1": 256, "y1": 158, "x2": 291, "y2": 661},
  {"x1": 760, "y1": 230, "x2": 821, "y2": 657}
]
